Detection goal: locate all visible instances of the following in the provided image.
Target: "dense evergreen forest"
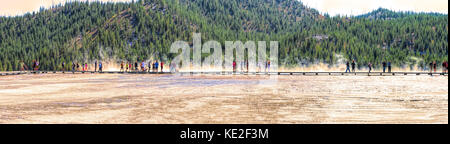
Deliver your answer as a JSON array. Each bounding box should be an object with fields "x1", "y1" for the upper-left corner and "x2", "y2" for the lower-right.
[{"x1": 0, "y1": 0, "x2": 448, "y2": 71}]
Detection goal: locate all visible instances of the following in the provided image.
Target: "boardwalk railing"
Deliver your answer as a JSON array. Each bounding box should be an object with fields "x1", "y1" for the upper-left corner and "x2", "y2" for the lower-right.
[{"x1": 1, "y1": 71, "x2": 448, "y2": 76}]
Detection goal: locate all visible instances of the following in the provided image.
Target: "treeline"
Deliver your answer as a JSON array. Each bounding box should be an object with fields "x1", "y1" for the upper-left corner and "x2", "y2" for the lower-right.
[{"x1": 0, "y1": 0, "x2": 447, "y2": 71}]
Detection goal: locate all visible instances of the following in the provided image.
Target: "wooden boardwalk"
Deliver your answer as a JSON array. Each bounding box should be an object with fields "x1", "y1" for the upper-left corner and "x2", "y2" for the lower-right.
[{"x1": 1, "y1": 71, "x2": 448, "y2": 76}]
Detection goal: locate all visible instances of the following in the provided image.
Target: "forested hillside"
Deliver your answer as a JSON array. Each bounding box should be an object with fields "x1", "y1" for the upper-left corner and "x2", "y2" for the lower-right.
[{"x1": 0, "y1": 0, "x2": 447, "y2": 71}]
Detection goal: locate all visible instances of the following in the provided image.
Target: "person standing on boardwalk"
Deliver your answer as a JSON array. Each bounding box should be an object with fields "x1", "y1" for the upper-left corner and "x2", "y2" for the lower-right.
[
  {"x1": 72, "y1": 62, "x2": 75, "y2": 73},
  {"x1": 125, "y1": 62, "x2": 129, "y2": 72},
  {"x1": 388, "y1": 62, "x2": 392, "y2": 73},
  {"x1": 233, "y1": 61, "x2": 237, "y2": 72},
  {"x1": 61, "y1": 62, "x2": 65, "y2": 72},
  {"x1": 446, "y1": 61, "x2": 449, "y2": 73},
  {"x1": 443, "y1": 61, "x2": 448, "y2": 73},
  {"x1": 76, "y1": 62, "x2": 80, "y2": 71},
  {"x1": 246, "y1": 60, "x2": 249, "y2": 73},
  {"x1": 34, "y1": 60, "x2": 40, "y2": 71},
  {"x1": 99, "y1": 62, "x2": 103, "y2": 72},
  {"x1": 351, "y1": 60, "x2": 356, "y2": 73},
  {"x1": 150, "y1": 61, "x2": 154, "y2": 72},
  {"x1": 129, "y1": 62, "x2": 132, "y2": 72},
  {"x1": 160, "y1": 61, "x2": 164, "y2": 72},
  {"x1": 120, "y1": 61, "x2": 124, "y2": 72},
  {"x1": 429, "y1": 61, "x2": 433, "y2": 73},
  {"x1": 94, "y1": 61, "x2": 97, "y2": 72},
  {"x1": 147, "y1": 61, "x2": 152, "y2": 72},
  {"x1": 433, "y1": 61, "x2": 437, "y2": 73},
  {"x1": 368, "y1": 62, "x2": 372, "y2": 73},
  {"x1": 382, "y1": 61, "x2": 387, "y2": 73},
  {"x1": 265, "y1": 61, "x2": 268, "y2": 72},
  {"x1": 35, "y1": 60, "x2": 38, "y2": 71},
  {"x1": 128, "y1": 61, "x2": 131, "y2": 72},
  {"x1": 150, "y1": 61, "x2": 153, "y2": 72},
  {"x1": 134, "y1": 61, "x2": 138, "y2": 72},
  {"x1": 142, "y1": 60, "x2": 146, "y2": 72},
  {"x1": 345, "y1": 61, "x2": 350, "y2": 73},
  {"x1": 155, "y1": 61, "x2": 159, "y2": 72},
  {"x1": 20, "y1": 61, "x2": 25, "y2": 72}
]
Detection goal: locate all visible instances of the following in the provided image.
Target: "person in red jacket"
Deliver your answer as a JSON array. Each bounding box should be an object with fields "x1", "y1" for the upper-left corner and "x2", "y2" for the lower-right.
[
  {"x1": 443, "y1": 61, "x2": 448, "y2": 73},
  {"x1": 160, "y1": 61, "x2": 164, "y2": 72},
  {"x1": 233, "y1": 61, "x2": 237, "y2": 72}
]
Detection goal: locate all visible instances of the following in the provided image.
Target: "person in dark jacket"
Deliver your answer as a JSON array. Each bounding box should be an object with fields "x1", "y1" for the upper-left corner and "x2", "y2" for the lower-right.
[
  {"x1": 433, "y1": 61, "x2": 437, "y2": 73},
  {"x1": 134, "y1": 62, "x2": 138, "y2": 72},
  {"x1": 351, "y1": 60, "x2": 356, "y2": 73},
  {"x1": 345, "y1": 61, "x2": 350, "y2": 73},
  {"x1": 72, "y1": 62, "x2": 76, "y2": 73}
]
